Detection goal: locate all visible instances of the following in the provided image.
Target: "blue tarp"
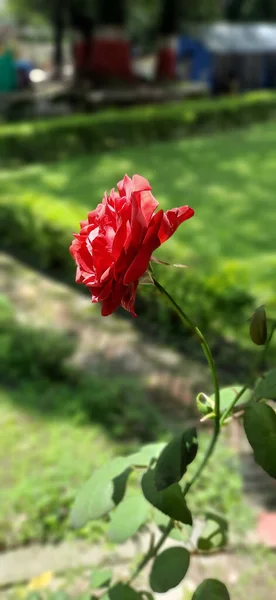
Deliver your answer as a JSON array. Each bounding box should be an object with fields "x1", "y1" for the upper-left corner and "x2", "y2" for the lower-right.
[{"x1": 177, "y1": 35, "x2": 212, "y2": 85}]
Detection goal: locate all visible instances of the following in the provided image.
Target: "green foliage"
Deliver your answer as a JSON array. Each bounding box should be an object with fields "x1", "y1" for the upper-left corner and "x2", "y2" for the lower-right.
[
  {"x1": 197, "y1": 511, "x2": 228, "y2": 552},
  {"x1": 0, "y1": 328, "x2": 253, "y2": 552},
  {"x1": 154, "y1": 428, "x2": 198, "y2": 491},
  {"x1": 141, "y1": 469, "x2": 192, "y2": 524},
  {"x1": 90, "y1": 569, "x2": 112, "y2": 590},
  {"x1": 181, "y1": 0, "x2": 222, "y2": 21},
  {"x1": 254, "y1": 369, "x2": 276, "y2": 400},
  {"x1": 226, "y1": 0, "x2": 276, "y2": 20},
  {"x1": 1, "y1": 92, "x2": 276, "y2": 165},
  {"x1": 130, "y1": 443, "x2": 165, "y2": 466},
  {"x1": 70, "y1": 458, "x2": 132, "y2": 528},
  {"x1": 108, "y1": 494, "x2": 149, "y2": 543},
  {"x1": 192, "y1": 579, "x2": 230, "y2": 600},
  {"x1": 243, "y1": 402, "x2": 276, "y2": 478},
  {"x1": 210, "y1": 387, "x2": 251, "y2": 417},
  {"x1": 150, "y1": 547, "x2": 190, "y2": 593},
  {"x1": 187, "y1": 436, "x2": 253, "y2": 534},
  {"x1": 105, "y1": 584, "x2": 142, "y2": 599},
  {"x1": 0, "y1": 298, "x2": 165, "y2": 549}
]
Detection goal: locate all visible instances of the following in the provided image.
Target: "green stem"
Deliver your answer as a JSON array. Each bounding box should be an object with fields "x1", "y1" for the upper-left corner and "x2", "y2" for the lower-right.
[
  {"x1": 153, "y1": 278, "x2": 221, "y2": 425},
  {"x1": 129, "y1": 521, "x2": 173, "y2": 584},
  {"x1": 220, "y1": 384, "x2": 248, "y2": 426},
  {"x1": 129, "y1": 279, "x2": 221, "y2": 584},
  {"x1": 220, "y1": 322, "x2": 276, "y2": 426}
]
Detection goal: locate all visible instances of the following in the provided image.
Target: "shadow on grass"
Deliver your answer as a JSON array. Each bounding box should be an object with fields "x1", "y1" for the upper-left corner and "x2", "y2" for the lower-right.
[{"x1": 1, "y1": 304, "x2": 199, "y2": 442}]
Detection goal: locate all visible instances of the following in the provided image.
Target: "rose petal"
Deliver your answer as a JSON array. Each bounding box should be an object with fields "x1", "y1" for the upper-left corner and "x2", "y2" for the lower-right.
[
  {"x1": 101, "y1": 281, "x2": 125, "y2": 316},
  {"x1": 158, "y1": 206, "x2": 194, "y2": 243},
  {"x1": 123, "y1": 210, "x2": 163, "y2": 284},
  {"x1": 132, "y1": 174, "x2": 152, "y2": 193},
  {"x1": 121, "y1": 281, "x2": 138, "y2": 316},
  {"x1": 137, "y1": 190, "x2": 158, "y2": 224},
  {"x1": 70, "y1": 174, "x2": 194, "y2": 317}
]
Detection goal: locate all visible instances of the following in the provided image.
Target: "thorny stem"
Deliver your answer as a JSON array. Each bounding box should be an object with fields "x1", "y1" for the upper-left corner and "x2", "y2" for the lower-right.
[{"x1": 128, "y1": 279, "x2": 221, "y2": 584}]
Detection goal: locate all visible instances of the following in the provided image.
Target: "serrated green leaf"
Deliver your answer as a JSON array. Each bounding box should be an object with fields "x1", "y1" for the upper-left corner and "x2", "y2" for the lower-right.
[
  {"x1": 155, "y1": 428, "x2": 198, "y2": 491},
  {"x1": 197, "y1": 511, "x2": 228, "y2": 552},
  {"x1": 109, "y1": 494, "x2": 149, "y2": 543},
  {"x1": 107, "y1": 583, "x2": 142, "y2": 599},
  {"x1": 150, "y1": 547, "x2": 190, "y2": 593},
  {"x1": 244, "y1": 403, "x2": 276, "y2": 478},
  {"x1": 192, "y1": 579, "x2": 230, "y2": 600},
  {"x1": 255, "y1": 369, "x2": 276, "y2": 401},
  {"x1": 90, "y1": 569, "x2": 112, "y2": 589},
  {"x1": 141, "y1": 470, "x2": 192, "y2": 525},
  {"x1": 211, "y1": 386, "x2": 251, "y2": 415},
  {"x1": 70, "y1": 457, "x2": 132, "y2": 528}
]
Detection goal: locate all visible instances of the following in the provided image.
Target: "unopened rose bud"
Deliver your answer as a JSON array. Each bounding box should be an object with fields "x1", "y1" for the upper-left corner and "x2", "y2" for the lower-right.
[
  {"x1": 249, "y1": 306, "x2": 267, "y2": 346},
  {"x1": 196, "y1": 392, "x2": 214, "y2": 417}
]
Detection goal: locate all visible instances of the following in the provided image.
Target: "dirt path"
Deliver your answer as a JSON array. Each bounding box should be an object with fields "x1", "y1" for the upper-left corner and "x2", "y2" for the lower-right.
[
  {"x1": 0, "y1": 535, "x2": 275, "y2": 599},
  {"x1": 0, "y1": 252, "x2": 210, "y2": 423}
]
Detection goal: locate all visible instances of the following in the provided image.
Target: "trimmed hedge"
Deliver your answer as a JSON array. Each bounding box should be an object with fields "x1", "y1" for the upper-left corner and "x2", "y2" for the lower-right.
[{"x1": 1, "y1": 91, "x2": 276, "y2": 164}]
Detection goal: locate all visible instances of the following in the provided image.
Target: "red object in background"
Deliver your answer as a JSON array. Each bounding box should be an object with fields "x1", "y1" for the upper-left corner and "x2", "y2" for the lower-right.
[
  {"x1": 73, "y1": 38, "x2": 93, "y2": 75},
  {"x1": 73, "y1": 36, "x2": 133, "y2": 81},
  {"x1": 92, "y1": 38, "x2": 133, "y2": 80},
  {"x1": 257, "y1": 512, "x2": 276, "y2": 548},
  {"x1": 156, "y1": 46, "x2": 176, "y2": 80}
]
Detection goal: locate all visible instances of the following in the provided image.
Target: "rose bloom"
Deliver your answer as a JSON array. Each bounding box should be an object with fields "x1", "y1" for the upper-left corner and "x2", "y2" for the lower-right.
[{"x1": 70, "y1": 174, "x2": 194, "y2": 316}]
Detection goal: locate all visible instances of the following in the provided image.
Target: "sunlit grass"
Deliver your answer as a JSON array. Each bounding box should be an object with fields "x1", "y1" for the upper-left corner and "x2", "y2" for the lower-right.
[
  {"x1": 0, "y1": 388, "x2": 116, "y2": 548},
  {"x1": 0, "y1": 121, "x2": 275, "y2": 312}
]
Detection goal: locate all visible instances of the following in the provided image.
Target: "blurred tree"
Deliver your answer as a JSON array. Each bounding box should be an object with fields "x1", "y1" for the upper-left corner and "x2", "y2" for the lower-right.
[
  {"x1": 225, "y1": 0, "x2": 276, "y2": 20},
  {"x1": 97, "y1": 0, "x2": 125, "y2": 24},
  {"x1": 156, "y1": 0, "x2": 179, "y2": 79},
  {"x1": 8, "y1": 1, "x2": 96, "y2": 77},
  {"x1": 93, "y1": 0, "x2": 133, "y2": 81},
  {"x1": 181, "y1": 0, "x2": 222, "y2": 21}
]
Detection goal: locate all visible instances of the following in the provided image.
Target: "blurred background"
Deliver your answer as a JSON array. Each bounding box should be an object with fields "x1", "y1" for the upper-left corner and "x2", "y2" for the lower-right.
[{"x1": 0, "y1": 0, "x2": 276, "y2": 598}]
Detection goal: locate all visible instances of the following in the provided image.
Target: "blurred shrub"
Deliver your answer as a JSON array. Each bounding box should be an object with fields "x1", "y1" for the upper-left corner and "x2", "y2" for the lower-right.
[
  {"x1": 0, "y1": 295, "x2": 162, "y2": 441},
  {"x1": 0, "y1": 91, "x2": 276, "y2": 164}
]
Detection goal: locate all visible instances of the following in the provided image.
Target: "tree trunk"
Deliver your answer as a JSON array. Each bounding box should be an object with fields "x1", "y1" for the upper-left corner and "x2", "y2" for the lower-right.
[
  {"x1": 157, "y1": 0, "x2": 179, "y2": 80},
  {"x1": 93, "y1": 0, "x2": 132, "y2": 83},
  {"x1": 98, "y1": 0, "x2": 125, "y2": 26},
  {"x1": 52, "y1": 0, "x2": 64, "y2": 80}
]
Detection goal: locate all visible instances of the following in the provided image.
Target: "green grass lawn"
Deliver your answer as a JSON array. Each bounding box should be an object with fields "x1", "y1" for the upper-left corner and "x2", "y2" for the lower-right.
[
  {"x1": 0, "y1": 120, "x2": 275, "y2": 317},
  {"x1": 0, "y1": 388, "x2": 116, "y2": 549},
  {"x1": 0, "y1": 385, "x2": 252, "y2": 550}
]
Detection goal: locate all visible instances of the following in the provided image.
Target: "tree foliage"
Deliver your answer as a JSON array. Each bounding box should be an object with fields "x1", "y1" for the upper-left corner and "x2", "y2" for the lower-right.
[{"x1": 226, "y1": 0, "x2": 276, "y2": 20}]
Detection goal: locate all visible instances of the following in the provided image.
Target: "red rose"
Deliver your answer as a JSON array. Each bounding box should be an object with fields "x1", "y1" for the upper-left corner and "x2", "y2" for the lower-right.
[{"x1": 70, "y1": 174, "x2": 194, "y2": 316}]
